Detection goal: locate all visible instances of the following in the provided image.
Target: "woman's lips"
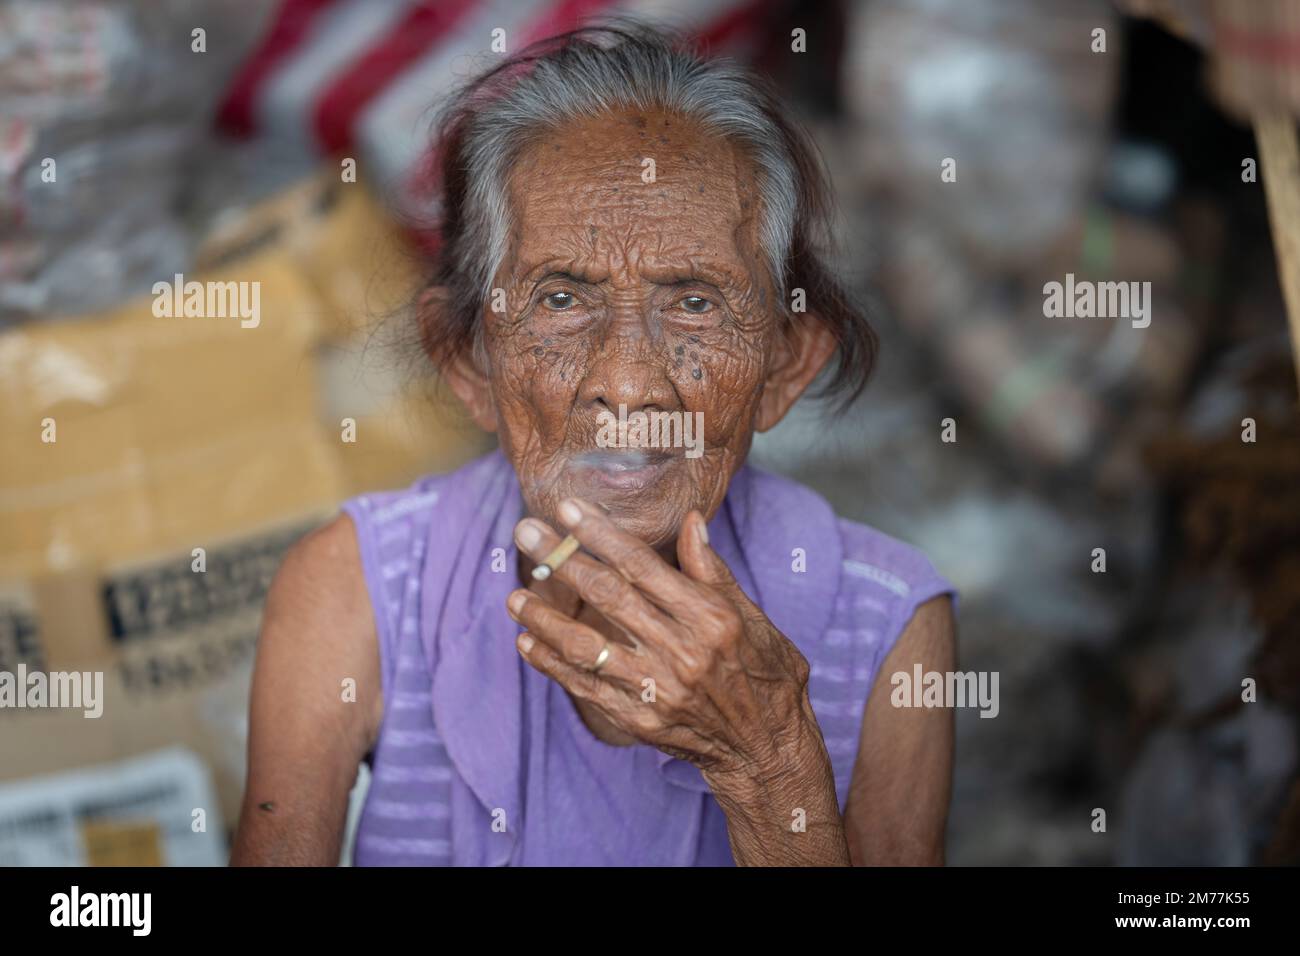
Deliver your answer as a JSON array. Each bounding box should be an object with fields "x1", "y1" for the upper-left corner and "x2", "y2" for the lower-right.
[{"x1": 569, "y1": 450, "x2": 674, "y2": 491}]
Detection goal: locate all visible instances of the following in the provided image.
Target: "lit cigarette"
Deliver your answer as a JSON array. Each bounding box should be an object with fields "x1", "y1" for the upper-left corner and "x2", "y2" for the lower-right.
[{"x1": 531, "y1": 534, "x2": 580, "y2": 580}]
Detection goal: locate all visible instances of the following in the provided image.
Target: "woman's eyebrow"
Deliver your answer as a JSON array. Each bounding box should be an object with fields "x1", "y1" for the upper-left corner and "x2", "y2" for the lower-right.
[
  {"x1": 530, "y1": 269, "x2": 600, "y2": 288},
  {"x1": 524, "y1": 265, "x2": 734, "y2": 288},
  {"x1": 642, "y1": 265, "x2": 732, "y2": 288},
  {"x1": 649, "y1": 276, "x2": 711, "y2": 289}
]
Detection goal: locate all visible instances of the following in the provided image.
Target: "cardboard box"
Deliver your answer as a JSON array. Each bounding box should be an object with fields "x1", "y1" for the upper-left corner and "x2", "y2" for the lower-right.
[
  {"x1": 0, "y1": 244, "x2": 343, "y2": 574},
  {"x1": 0, "y1": 513, "x2": 325, "y2": 830},
  {"x1": 0, "y1": 239, "x2": 346, "y2": 838},
  {"x1": 0, "y1": 181, "x2": 485, "y2": 856}
]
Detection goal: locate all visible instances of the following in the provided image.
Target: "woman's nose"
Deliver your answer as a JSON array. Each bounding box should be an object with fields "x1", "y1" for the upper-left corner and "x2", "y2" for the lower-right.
[{"x1": 577, "y1": 329, "x2": 678, "y2": 416}]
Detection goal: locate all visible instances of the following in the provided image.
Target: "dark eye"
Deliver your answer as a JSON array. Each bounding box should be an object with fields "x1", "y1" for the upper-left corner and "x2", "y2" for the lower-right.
[
  {"x1": 543, "y1": 291, "x2": 575, "y2": 310},
  {"x1": 680, "y1": 295, "x2": 712, "y2": 314}
]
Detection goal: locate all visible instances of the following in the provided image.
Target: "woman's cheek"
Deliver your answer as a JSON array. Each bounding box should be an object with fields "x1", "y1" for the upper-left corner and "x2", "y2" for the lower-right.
[
  {"x1": 495, "y1": 343, "x2": 587, "y2": 453},
  {"x1": 522, "y1": 340, "x2": 587, "y2": 425},
  {"x1": 677, "y1": 341, "x2": 766, "y2": 452}
]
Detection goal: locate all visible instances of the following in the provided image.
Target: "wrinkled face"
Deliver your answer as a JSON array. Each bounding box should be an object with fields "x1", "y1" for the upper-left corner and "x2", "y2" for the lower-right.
[{"x1": 480, "y1": 108, "x2": 785, "y2": 550}]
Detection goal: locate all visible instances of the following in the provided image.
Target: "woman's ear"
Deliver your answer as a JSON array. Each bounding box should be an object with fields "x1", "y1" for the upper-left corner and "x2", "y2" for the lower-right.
[
  {"x1": 421, "y1": 286, "x2": 499, "y2": 433},
  {"x1": 754, "y1": 313, "x2": 838, "y2": 432}
]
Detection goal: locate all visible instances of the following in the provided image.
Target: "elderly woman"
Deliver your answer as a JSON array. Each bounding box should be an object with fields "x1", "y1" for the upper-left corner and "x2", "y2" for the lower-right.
[{"x1": 232, "y1": 23, "x2": 956, "y2": 867}]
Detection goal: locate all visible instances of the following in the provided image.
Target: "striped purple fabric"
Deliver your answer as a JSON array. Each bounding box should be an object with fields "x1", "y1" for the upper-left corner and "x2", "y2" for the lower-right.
[{"x1": 341, "y1": 450, "x2": 956, "y2": 866}]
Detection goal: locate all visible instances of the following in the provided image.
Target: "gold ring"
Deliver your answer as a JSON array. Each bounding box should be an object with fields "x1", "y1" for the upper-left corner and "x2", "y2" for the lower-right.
[{"x1": 590, "y1": 643, "x2": 612, "y2": 673}]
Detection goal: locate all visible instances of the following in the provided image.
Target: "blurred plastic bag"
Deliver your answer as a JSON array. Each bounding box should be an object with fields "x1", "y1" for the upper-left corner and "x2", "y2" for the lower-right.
[
  {"x1": 0, "y1": 0, "x2": 270, "y2": 323},
  {"x1": 846, "y1": 0, "x2": 1119, "y2": 267}
]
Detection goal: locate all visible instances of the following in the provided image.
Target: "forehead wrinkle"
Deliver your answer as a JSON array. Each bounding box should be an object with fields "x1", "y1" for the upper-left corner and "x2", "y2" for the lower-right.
[
  {"x1": 501, "y1": 145, "x2": 600, "y2": 279},
  {"x1": 718, "y1": 142, "x2": 768, "y2": 291},
  {"x1": 504, "y1": 108, "x2": 762, "y2": 287}
]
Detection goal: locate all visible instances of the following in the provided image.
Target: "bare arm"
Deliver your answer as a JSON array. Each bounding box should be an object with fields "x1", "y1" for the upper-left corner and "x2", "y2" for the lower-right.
[
  {"x1": 229, "y1": 514, "x2": 383, "y2": 866},
  {"x1": 843, "y1": 595, "x2": 957, "y2": 865}
]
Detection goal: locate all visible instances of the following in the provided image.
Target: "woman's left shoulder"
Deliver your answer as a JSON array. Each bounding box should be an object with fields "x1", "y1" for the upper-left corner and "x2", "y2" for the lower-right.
[
  {"x1": 738, "y1": 462, "x2": 956, "y2": 609},
  {"x1": 832, "y1": 515, "x2": 959, "y2": 633},
  {"x1": 836, "y1": 517, "x2": 952, "y2": 596}
]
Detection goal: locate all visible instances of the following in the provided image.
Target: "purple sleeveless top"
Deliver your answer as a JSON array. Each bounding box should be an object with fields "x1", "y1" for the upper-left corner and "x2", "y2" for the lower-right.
[{"x1": 342, "y1": 450, "x2": 956, "y2": 866}]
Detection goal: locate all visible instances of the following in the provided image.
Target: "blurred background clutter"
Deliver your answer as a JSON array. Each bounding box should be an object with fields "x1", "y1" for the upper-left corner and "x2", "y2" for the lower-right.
[{"x1": 1, "y1": 0, "x2": 1297, "y2": 865}]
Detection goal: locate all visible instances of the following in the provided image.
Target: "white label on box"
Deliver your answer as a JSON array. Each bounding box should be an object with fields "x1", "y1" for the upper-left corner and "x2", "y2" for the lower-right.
[{"x1": 0, "y1": 746, "x2": 224, "y2": 866}]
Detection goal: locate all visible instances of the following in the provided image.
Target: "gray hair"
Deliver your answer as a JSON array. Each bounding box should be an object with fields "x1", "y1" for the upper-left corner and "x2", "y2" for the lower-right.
[{"x1": 452, "y1": 25, "x2": 797, "y2": 302}]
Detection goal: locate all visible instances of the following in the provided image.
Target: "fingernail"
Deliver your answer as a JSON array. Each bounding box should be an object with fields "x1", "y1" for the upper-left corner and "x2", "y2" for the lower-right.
[
  {"x1": 559, "y1": 499, "x2": 582, "y2": 526},
  {"x1": 698, "y1": 516, "x2": 709, "y2": 546},
  {"x1": 517, "y1": 633, "x2": 534, "y2": 654},
  {"x1": 507, "y1": 590, "x2": 527, "y2": 616},
  {"x1": 516, "y1": 520, "x2": 541, "y2": 550}
]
